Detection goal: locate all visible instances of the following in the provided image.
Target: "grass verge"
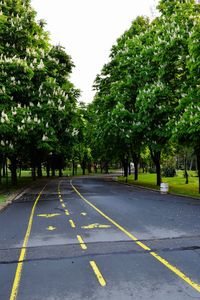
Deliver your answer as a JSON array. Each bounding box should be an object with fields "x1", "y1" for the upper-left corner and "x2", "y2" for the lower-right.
[{"x1": 118, "y1": 171, "x2": 200, "y2": 199}]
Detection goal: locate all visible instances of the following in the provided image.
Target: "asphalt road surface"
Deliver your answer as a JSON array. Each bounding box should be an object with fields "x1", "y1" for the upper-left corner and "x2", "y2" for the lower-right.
[{"x1": 1, "y1": 176, "x2": 200, "y2": 300}]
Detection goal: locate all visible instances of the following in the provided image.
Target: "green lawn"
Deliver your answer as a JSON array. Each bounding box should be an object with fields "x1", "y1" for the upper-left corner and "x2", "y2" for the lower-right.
[
  {"x1": 118, "y1": 171, "x2": 200, "y2": 199},
  {"x1": 0, "y1": 194, "x2": 7, "y2": 204},
  {"x1": 0, "y1": 171, "x2": 34, "y2": 204}
]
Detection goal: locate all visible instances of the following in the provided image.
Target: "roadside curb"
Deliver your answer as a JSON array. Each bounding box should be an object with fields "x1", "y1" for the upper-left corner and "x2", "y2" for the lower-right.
[
  {"x1": 112, "y1": 177, "x2": 200, "y2": 200},
  {"x1": 0, "y1": 178, "x2": 52, "y2": 213},
  {"x1": 0, "y1": 188, "x2": 28, "y2": 213},
  {"x1": 112, "y1": 177, "x2": 159, "y2": 192}
]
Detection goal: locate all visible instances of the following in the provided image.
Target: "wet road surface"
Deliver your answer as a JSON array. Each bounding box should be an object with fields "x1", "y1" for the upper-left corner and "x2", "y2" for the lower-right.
[{"x1": 1, "y1": 176, "x2": 200, "y2": 299}]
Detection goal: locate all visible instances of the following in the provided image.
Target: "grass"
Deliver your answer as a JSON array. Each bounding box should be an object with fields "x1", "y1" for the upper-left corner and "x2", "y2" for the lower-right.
[
  {"x1": 0, "y1": 171, "x2": 34, "y2": 204},
  {"x1": 118, "y1": 170, "x2": 200, "y2": 199},
  {"x1": 0, "y1": 194, "x2": 7, "y2": 204}
]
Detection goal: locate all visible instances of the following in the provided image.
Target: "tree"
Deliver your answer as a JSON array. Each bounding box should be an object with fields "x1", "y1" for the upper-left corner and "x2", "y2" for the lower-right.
[
  {"x1": 0, "y1": 0, "x2": 79, "y2": 184},
  {"x1": 135, "y1": 0, "x2": 198, "y2": 185},
  {"x1": 92, "y1": 17, "x2": 150, "y2": 179},
  {"x1": 175, "y1": 10, "x2": 200, "y2": 192}
]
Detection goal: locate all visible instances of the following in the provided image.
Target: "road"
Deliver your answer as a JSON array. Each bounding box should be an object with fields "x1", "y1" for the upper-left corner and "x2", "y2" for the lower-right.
[{"x1": 1, "y1": 176, "x2": 200, "y2": 300}]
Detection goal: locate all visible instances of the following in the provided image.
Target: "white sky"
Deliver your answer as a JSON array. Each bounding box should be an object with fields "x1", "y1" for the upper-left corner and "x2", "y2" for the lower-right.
[{"x1": 31, "y1": 0, "x2": 159, "y2": 103}]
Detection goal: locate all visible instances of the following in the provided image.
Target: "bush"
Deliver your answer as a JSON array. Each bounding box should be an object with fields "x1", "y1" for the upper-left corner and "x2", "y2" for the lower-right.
[
  {"x1": 162, "y1": 166, "x2": 176, "y2": 177},
  {"x1": 149, "y1": 167, "x2": 156, "y2": 173}
]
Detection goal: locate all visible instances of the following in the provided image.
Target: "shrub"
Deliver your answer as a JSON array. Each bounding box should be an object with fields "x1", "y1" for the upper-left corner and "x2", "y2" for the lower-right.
[{"x1": 162, "y1": 166, "x2": 176, "y2": 177}]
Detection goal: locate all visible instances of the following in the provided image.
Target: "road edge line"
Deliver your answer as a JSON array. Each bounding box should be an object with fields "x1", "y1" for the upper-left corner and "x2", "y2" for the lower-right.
[{"x1": 9, "y1": 184, "x2": 47, "y2": 300}]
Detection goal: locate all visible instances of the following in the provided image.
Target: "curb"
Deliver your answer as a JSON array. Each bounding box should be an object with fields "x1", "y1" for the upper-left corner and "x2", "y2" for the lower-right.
[
  {"x1": 0, "y1": 189, "x2": 26, "y2": 213},
  {"x1": 113, "y1": 178, "x2": 159, "y2": 192},
  {"x1": 0, "y1": 177, "x2": 51, "y2": 214},
  {"x1": 0, "y1": 186, "x2": 33, "y2": 213},
  {"x1": 113, "y1": 177, "x2": 200, "y2": 200}
]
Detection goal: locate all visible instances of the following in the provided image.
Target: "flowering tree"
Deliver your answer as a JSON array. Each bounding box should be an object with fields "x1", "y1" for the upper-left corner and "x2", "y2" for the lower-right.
[
  {"x1": 135, "y1": 0, "x2": 198, "y2": 185},
  {"x1": 175, "y1": 12, "x2": 200, "y2": 192},
  {"x1": 0, "y1": 0, "x2": 79, "y2": 184},
  {"x1": 92, "y1": 17, "x2": 150, "y2": 178}
]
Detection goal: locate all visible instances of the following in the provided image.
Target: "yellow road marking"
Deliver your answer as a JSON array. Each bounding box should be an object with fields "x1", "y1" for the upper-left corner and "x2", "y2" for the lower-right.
[
  {"x1": 71, "y1": 180, "x2": 200, "y2": 293},
  {"x1": 136, "y1": 241, "x2": 151, "y2": 251},
  {"x1": 60, "y1": 199, "x2": 63, "y2": 203},
  {"x1": 9, "y1": 184, "x2": 47, "y2": 300},
  {"x1": 61, "y1": 203, "x2": 66, "y2": 208},
  {"x1": 81, "y1": 212, "x2": 87, "y2": 216},
  {"x1": 90, "y1": 261, "x2": 106, "y2": 287},
  {"x1": 81, "y1": 223, "x2": 111, "y2": 229},
  {"x1": 65, "y1": 209, "x2": 70, "y2": 216},
  {"x1": 47, "y1": 226, "x2": 56, "y2": 231},
  {"x1": 59, "y1": 194, "x2": 62, "y2": 198},
  {"x1": 69, "y1": 219, "x2": 76, "y2": 228},
  {"x1": 37, "y1": 213, "x2": 61, "y2": 218},
  {"x1": 77, "y1": 235, "x2": 87, "y2": 250}
]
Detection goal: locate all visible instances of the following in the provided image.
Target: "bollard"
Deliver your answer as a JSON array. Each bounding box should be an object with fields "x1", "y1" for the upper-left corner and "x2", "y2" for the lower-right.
[{"x1": 160, "y1": 182, "x2": 169, "y2": 194}]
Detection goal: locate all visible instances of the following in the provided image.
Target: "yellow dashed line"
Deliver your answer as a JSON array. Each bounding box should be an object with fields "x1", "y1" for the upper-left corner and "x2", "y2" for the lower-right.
[
  {"x1": 69, "y1": 219, "x2": 76, "y2": 228},
  {"x1": 65, "y1": 209, "x2": 70, "y2": 216},
  {"x1": 71, "y1": 180, "x2": 200, "y2": 294},
  {"x1": 77, "y1": 235, "x2": 87, "y2": 250},
  {"x1": 61, "y1": 203, "x2": 66, "y2": 208},
  {"x1": 90, "y1": 261, "x2": 106, "y2": 287}
]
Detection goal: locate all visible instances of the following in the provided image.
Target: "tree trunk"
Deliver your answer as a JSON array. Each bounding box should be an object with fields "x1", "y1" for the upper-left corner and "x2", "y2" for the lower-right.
[
  {"x1": 72, "y1": 160, "x2": 75, "y2": 176},
  {"x1": 18, "y1": 162, "x2": 22, "y2": 178},
  {"x1": 87, "y1": 163, "x2": 92, "y2": 174},
  {"x1": 196, "y1": 151, "x2": 200, "y2": 194},
  {"x1": 59, "y1": 168, "x2": 63, "y2": 177},
  {"x1": 10, "y1": 156, "x2": 17, "y2": 186},
  {"x1": 94, "y1": 163, "x2": 97, "y2": 173},
  {"x1": 131, "y1": 152, "x2": 140, "y2": 181},
  {"x1": 0, "y1": 154, "x2": 2, "y2": 184},
  {"x1": 81, "y1": 160, "x2": 86, "y2": 175},
  {"x1": 134, "y1": 162, "x2": 139, "y2": 181},
  {"x1": 122, "y1": 158, "x2": 128, "y2": 182},
  {"x1": 32, "y1": 166, "x2": 36, "y2": 181},
  {"x1": 37, "y1": 162, "x2": 42, "y2": 178},
  {"x1": 100, "y1": 162, "x2": 103, "y2": 174},
  {"x1": 150, "y1": 149, "x2": 161, "y2": 186},
  {"x1": 46, "y1": 160, "x2": 50, "y2": 178},
  {"x1": 2, "y1": 156, "x2": 6, "y2": 177},
  {"x1": 184, "y1": 154, "x2": 189, "y2": 184},
  {"x1": 5, "y1": 158, "x2": 8, "y2": 186},
  {"x1": 104, "y1": 161, "x2": 109, "y2": 174},
  {"x1": 52, "y1": 167, "x2": 55, "y2": 177}
]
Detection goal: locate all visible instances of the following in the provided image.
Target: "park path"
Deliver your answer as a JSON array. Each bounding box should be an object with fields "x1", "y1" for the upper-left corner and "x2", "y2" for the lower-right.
[{"x1": 1, "y1": 176, "x2": 200, "y2": 299}]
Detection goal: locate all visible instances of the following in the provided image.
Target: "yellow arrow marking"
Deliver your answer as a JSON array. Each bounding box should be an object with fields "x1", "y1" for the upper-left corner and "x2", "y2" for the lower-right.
[
  {"x1": 81, "y1": 223, "x2": 111, "y2": 229},
  {"x1": 37, "y1": 213, "x2": 61, "y2": 218},
  {"x1": 81, "y1": 212, "x2": 87, "y2": 216},
  {"x1": 47, "y1": 226, "x2": 56, "y2": 231}
]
